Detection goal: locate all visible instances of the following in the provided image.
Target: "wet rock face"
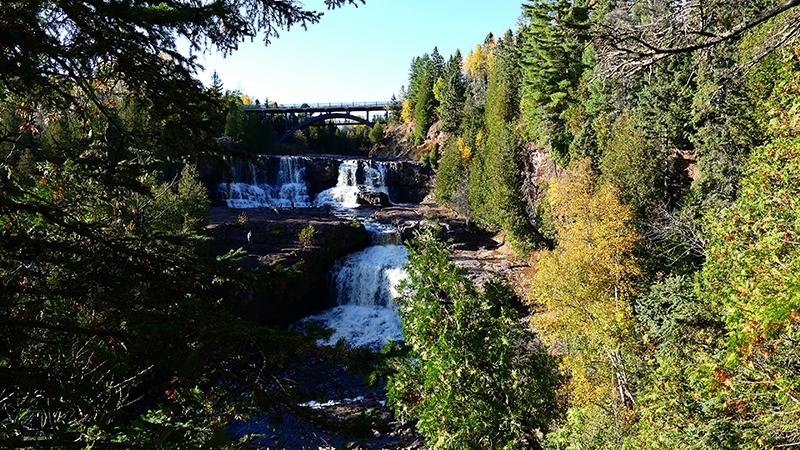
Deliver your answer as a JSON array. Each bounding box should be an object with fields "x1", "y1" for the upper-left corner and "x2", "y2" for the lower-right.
[
  {"x1": 356, "y1": 186, "x2": 391, "y2": 207},
  {"x1": 298, "y1": 156, "x2": 340, "y2": 197},
  {"x1": 383, "y1": 160, "x2": 435, "y2": 204}
]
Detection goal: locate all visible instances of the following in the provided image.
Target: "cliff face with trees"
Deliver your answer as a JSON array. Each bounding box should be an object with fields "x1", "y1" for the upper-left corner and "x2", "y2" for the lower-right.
[{"x1": 391, "y1": 1, "x2": 800, "y2": 448}]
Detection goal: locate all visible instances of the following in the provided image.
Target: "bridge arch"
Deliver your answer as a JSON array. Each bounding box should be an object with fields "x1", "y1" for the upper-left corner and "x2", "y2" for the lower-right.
[{"x1": 277, "y1": 113, "x2": 375, "y2": 144}]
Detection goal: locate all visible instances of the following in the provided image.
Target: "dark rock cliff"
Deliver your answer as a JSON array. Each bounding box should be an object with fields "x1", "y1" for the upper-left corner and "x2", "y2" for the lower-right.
[{"x1": 206, "y1": 207, "x2": 371, "y2": 327}]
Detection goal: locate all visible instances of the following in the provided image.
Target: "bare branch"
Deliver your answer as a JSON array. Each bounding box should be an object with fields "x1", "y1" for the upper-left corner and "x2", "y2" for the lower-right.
[{"x1": 595, "y1": 0, "x2": 800, "y2": 79}]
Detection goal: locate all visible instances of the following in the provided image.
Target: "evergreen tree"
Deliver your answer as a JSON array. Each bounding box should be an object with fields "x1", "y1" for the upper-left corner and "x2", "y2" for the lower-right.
[
  {"x1": 521, "y1": 0, "x2": 592, "y2": 164},
  {"x1": 436, "y1": 50, "x2": 467, "y2": 133},
  {"x1": 413, "y1": 56, "x2": 439, "y2": 144},
  {"x1": 600, "y1": 109, "x2": 666, "y2": 217},
  {"x1": 468, "y1": 30, "x2": 539, "y2": 255},
  {"x1": 225, "y1": 94, "x2": 246, "y2": 140},
  {"x1": 242, "y1": 111, "x2": 273, "y2": 153},
  {"x1": 369, "y1": 121, "x2": 386, "y2": 145},
  {"x1": 210, "y1": 70, "x2": 224, "y2": 97},
  {"x1": 435, "y1": 136, "x2": 465, "y2": 205},
  {"x1": 407, "y1": 53, "x2": 431, "y2": 109},
  {"x1": 388, "y1": 227, "x2": 565, "y2": 450}
]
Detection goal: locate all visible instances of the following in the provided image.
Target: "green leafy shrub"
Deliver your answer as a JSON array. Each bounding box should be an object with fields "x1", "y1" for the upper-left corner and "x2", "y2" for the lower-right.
[
  {"x1": 298, "y1": 224, "x2": 316, "y2": 249},
  {"x1": 270, "y1": 223, "x2": 288, "y2": 238},
  {"x1": 369, "y1": 121, "x2": 386, "y2": 145},
  {"x1": 387, "y1": 227, "x2": 565, "y2": 449}
]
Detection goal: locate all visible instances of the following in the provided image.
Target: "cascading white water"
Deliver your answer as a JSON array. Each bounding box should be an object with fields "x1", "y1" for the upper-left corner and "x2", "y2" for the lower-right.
[
  {"x1": 297, "y1": 243, "x2": 407, "y2": 349},
  {"x1": 363, "y1": 161, "x2": 390, "y2": 195},
  {"x1": 314, "y1": 159, "x2": 393, "y2": 210},
  {"x1": 313, "y1": 160, "x2": 361, "y2": 208},
  {"x1": 218, "y1": 156, "x2": 405, "y2": 348},
  {"x1": 217, "y1": 156, "x2": 311, "y2": 208},
  {"x1": 293, "y1": 159, "x2": 408, "y2": 349}
]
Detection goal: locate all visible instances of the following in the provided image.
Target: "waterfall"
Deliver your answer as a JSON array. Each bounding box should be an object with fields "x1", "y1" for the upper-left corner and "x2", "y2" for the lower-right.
[
  {"x1": 314, "y1": 160, "x2": 393, "y2": 210},
  {"x1": 363, "y1": 160, "x2": 390, "y2": 195},
  {"x1": 217, "y1": 156, "x2": 311, "y2": 209},
  {"x1": 217, "y1": 156, "x2": 406, "y2": 349},
  {"x1": 296, "y1": 159, "x2": 406, "y2": 349},
  {"x1": 313, "y1": 160, "x2": 361, "y2": 208},
  {"x1": 296, "y1": 243, "x2": 407, "y2": 350}
]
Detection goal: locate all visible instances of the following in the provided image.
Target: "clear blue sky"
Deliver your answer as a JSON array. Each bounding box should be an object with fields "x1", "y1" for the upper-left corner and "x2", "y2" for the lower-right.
[{"x1": 187, "y1": 0, "x2": 526, "y2": 105}]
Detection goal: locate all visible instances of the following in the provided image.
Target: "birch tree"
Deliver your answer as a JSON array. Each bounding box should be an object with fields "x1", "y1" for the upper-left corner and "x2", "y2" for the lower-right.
[{"x1": 527, "y1": 159, "x2": 641, "y2": 432}]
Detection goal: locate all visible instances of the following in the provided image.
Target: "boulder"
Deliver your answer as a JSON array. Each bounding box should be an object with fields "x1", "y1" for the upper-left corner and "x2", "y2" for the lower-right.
[{"x1": 356, "y1": 186, "x2": 391, "y2": 207}]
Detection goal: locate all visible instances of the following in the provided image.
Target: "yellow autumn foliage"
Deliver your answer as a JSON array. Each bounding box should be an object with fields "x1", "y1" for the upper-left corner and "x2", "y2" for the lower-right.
[
  {"x1": 463, "y1": 41, "x2": 495, "y2": 79},
  {"x1": 527, "y1": 159, "x2": 641, "y2": 411},
  {"x1": 457, "y1": 136, "x2": 472, "y2": 167},
  {"x1": 401, "y1": 98, "x2": 414, "y2": 124}
]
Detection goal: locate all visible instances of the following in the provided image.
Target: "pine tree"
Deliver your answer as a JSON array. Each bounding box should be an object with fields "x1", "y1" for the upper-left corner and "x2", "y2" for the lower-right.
[
  {"x1": 436, "y1": 50, "x2": 467, "y2": 133},
  {"x1": 225, "y1": 97, "x2": 245, "y2": 140},
  {"x1": 468, "y1": 30, "x2": 539, "y2": 255},
  {"x1": 413, "y1": 54, "x2": 440, "y2": 144},
  {"x1": 210, "y1": 70, "x2": 224, "y2": 97},
  {"x1": 407, "y1": 53, "x2": 430, "y2": 109},
  {"x1": 521, "y1": 0, "x2": 592, "y2": 163}
]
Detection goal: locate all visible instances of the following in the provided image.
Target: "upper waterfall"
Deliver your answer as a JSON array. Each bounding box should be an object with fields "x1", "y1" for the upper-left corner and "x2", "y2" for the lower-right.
[
  {"x1": 217, "y1": 155, "x2": 311, "y2": 209},
  {"x1": 314, "y1": 159, "x2": 393, "y2": 210},
  {"x1": 217, "y1": 156, "x2": 402, "y2": 210}
]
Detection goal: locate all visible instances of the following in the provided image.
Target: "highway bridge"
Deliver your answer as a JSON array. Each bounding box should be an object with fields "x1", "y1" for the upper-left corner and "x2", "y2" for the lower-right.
[{"x1": 243, "y1": 101, "x2": 393, "y2": 144}]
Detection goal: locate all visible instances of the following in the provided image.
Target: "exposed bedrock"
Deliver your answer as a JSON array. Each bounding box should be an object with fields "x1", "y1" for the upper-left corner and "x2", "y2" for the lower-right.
[{"x1": 206, "y1": 207, "x2": 371, "y2": 327}]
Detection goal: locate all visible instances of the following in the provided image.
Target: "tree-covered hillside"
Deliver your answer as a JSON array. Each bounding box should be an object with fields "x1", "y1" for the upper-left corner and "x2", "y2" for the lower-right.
[{"x1": 389, "y1": 1, "x2": 800, "y2": 448}]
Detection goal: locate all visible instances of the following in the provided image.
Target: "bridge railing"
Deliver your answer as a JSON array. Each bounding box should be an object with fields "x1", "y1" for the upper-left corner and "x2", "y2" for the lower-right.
[
  {"x1": 283, "y1": 101, "x2": 391, "y2": 109},
  {"x1": 245, "y1": 101, "x2": 393, "y2": 111}
]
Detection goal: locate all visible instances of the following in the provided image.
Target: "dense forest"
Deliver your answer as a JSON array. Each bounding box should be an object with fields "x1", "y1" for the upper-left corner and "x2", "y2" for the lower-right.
[
  {"x1": 389, "y1": 1, "x2": 800, "y2": 449},
  {"x1": 1, "y1": 0, "x2": 799, "y2": 449}
]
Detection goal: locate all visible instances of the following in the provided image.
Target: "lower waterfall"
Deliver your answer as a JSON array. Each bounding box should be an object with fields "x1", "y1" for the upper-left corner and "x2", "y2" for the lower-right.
[
  {"x1": 295, "y1": 242, "x2": 407, "y2": 350},
  {"x1": 218, "y1": 155, "x2": 409, "y2": 349}
]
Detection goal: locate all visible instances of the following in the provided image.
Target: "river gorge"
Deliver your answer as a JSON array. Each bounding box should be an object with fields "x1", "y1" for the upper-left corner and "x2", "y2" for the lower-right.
[{"x1": 203, "y1": 154, "x2": 529, "y2": 448}]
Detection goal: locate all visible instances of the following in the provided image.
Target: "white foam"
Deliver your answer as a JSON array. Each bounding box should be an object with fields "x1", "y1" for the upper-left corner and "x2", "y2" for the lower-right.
[
  {"x1": 297, "y1": 245, "x2": 408, "y2": 350},
  {"x1": 217, "y1": 156, "x2": 311, "y2": 208}
]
